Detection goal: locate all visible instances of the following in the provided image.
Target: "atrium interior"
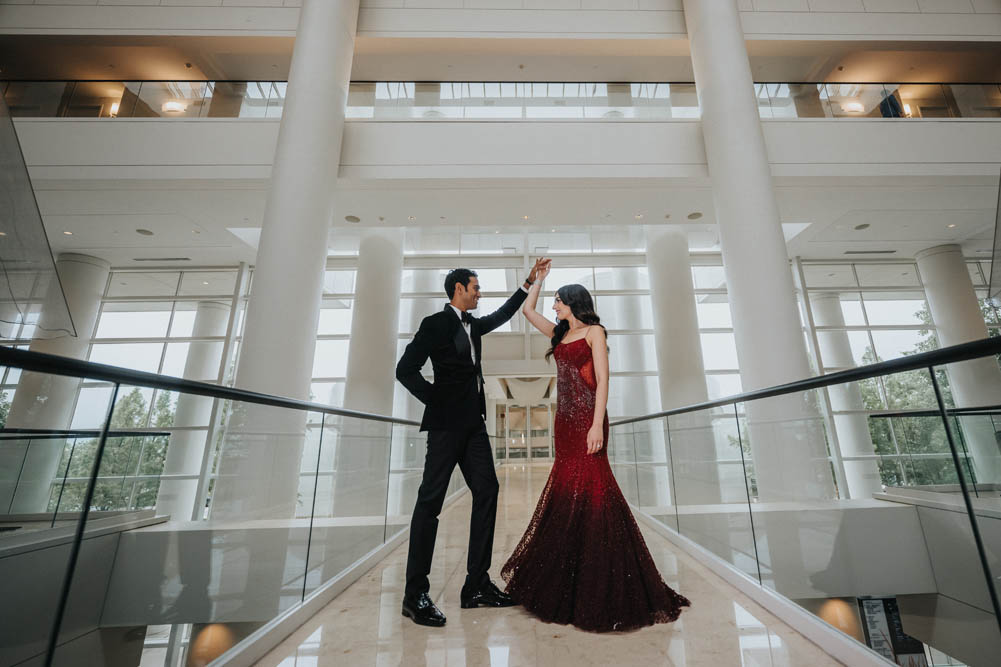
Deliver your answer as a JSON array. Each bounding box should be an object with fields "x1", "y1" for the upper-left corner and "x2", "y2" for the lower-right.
[{"x1": 1, "y1": 1, "x2": 1001, "y2": 666}]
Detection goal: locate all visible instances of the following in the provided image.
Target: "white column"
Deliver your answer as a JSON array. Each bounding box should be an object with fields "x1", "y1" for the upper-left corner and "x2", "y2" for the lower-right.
[
  {"x1": 154, "y1": 301, "x2": 230, "y2": 520},
  {"x1": 646, "y1": 227, "x2": 722, "y2": 506},
  {"x1": 212, "y1": 0, "x2": 361, "y2": 520},
  {"x1": 682, "y1": 0, "x2": 834, "y2": 501},
  {"x1": 334, "y1": 229, "x2": 403, "y2": 517},
  {"x1": 917, "y1": 244, "x2": 1001, "y2": 483},
  {"x1": 811, "y1": 293, "x2": 883, "y2": 498},
  {"x1": 3, "y1": 254, "x2": 110, "y2": 513}
]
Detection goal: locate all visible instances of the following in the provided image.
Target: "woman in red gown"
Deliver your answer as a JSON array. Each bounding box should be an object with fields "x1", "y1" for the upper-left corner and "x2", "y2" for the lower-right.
[{"x1": 501, "y1": 261, "x2": 690, "y2": 632}]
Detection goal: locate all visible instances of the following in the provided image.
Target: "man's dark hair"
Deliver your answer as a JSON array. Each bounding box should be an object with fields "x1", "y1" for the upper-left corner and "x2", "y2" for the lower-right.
[{"x1": 445, "y1": 268, "x2": 478, "y2": 299}]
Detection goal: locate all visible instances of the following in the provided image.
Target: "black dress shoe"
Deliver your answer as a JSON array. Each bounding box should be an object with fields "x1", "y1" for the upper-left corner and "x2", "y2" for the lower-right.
[
  {"x1": 401, "y1": 592, "x2": 447, "y2": 627},
  {"x1": 460, "y1": 580, "x2": 516, "y2": 609}
]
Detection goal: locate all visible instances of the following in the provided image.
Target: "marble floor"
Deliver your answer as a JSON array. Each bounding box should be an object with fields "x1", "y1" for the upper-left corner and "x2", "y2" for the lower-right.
[{"x1": 256, "y1": 464, "x2": 845, "y2": 667}]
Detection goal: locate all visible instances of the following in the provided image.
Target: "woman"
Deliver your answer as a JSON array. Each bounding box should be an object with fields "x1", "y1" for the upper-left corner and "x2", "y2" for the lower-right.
[{"x1": 501, "y1": 262, "x2": 690, "y2": 632}]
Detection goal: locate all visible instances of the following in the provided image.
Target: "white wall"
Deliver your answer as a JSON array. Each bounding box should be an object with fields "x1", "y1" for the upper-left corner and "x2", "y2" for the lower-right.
[
  {"x1": 2, "y1": 0, "x2": 999, "y2": 39},
  {"x1": 14, "y1": 117, "x2": 1001, "y2": 182}
]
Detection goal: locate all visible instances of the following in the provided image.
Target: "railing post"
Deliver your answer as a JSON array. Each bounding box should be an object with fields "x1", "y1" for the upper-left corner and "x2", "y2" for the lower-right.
[
  {"x1": 929, "y1": 366, "x2": 1001, "y2": 638},
  {"x1": 44, "y1": 382, "x2": 120, "y2": 667}
]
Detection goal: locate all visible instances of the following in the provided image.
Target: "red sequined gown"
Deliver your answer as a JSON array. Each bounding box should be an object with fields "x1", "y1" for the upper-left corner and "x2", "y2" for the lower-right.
[{"x1": 501, "y1": 337, "x2": 690, "y2": 632}]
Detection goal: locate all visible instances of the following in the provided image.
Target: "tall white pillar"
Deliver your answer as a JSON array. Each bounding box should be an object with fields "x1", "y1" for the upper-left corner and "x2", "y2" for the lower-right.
[
  {"x1": 811, "y1": 293, "x2": 883, "y2": 498},
  {"x1": 682, "y1": 0, "x2": 834, "y2": 502},
  {"x1": 646, "y1": 227, "x2": 721, "y2": 506},
  {"x1": 334, "y1": 229, "x2": 403, "y2": 516},
  {"x1": 3, "y1": 254, "x2": 110, "y2": 513},
  {"x1": 155, "y1": 300, "x2": 230, "y2": 520},
  {"x1": 917, "y1": 244, "x2": 1001, "y2": 483},
  {"x1": 212, "y1": 0, "x2": 361, "y2": 520}
]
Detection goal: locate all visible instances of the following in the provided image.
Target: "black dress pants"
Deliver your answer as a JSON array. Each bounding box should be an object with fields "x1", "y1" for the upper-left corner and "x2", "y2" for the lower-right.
[{"x1": 404, "y1": 423, "x2": 499, "y2": 598}]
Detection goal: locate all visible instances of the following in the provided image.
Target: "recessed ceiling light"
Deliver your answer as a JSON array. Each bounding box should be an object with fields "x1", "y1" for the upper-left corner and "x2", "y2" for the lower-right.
[
  {"x1": 63, "y1": 231, "x2": 73, "y2": 235},
  {"x1": 522, "y1": 215, "x2": 530, "y2": 221},
  {"x1": 344, "y1": 215, "x2": 361, "y2": 223},
  {"x1": 687, "y1": 212, "x2": 703, "y2": 220},
  {"x1": 842, "y1": 102, "x2": 865, "y2": 113},
  {"x1": 378, "y1": 216, "x2": 385, "y2": 222},
  {"x1": 192, "y1": 229, "x2": 200, "y2": 235},
  {"x1": 202, "y1": 281, "x2": 210, "y2": 285},
  {"x1": 136, "y1": 229, "x2": 154, "y2": 236},
  {"x1": 161, "y1": 100, "x2": 186, "y2": 113},
  {"x1": 664, "y1": 214, "x2": 671, "y2": 219},
  {"x1": 494, "y1": 230, "x2": 500, "y2": 234},
  {"x1": 551, "y1": 229, "x2": 556, "y2": 233},
  {"x1": 635, "y1": 214, "x2": 644, "y2": 220},
  {"x1": 854, "y1": 223, "x2": 870, "y2": 230},
  {"x1": 0, "y1": 232, "x2": 6, "y2": 237},
  {"x1": 947, "y1": 224, "x2": 956, "y2": 228},
  {"x1": 408, "y1": 216, "x2": 416, "y2": 221}
]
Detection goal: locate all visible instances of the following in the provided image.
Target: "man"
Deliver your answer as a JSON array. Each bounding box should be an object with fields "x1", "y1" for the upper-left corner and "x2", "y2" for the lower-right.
[{"x1": 396, "y1": 258, "x2": 550, "y2": 627}]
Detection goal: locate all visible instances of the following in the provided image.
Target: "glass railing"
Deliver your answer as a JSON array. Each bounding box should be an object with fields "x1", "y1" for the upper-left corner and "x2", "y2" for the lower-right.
[
  {"x1": 609, "y1": 336, "x2": 1001, "y2": 667},
  {"x1": 4, "y1": 80, "x2": 1000, "y2": 121},
  {"x1": 0, "y1": 347, "x2": 462, "y2": 667}
]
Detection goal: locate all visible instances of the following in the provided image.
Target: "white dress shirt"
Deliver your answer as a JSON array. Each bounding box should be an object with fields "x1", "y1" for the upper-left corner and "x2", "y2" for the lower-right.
[{"x1": 449, "y1": 285, "x2": 530, "y2": 366}]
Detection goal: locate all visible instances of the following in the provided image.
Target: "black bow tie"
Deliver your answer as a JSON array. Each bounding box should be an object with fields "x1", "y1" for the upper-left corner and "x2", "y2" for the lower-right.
[{"x1": 460, "y1": 311, "x2": 473, "y2": 325}]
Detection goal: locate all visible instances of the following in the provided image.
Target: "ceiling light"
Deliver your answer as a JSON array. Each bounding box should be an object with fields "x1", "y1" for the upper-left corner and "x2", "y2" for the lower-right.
[
  {"x1": 842, "y1": 102, "x2": 865, "y2": 114},
  {"x1": 551, "y1": 229, "x2": 556, "y2": 233},
  {"x1": 110, "y1": 102, "x2": 120, "y2": 117},
  {"x1": 136, "y1": 229, "x2": 154, "y2": 236},
  {"x1": 408, "y1": 216, "x2": 416, "y2": 221},
  {"x1": 635, "y1": 214, "x2": 644, "y2": 220},
  {"x1": 63, "y1": 231, "x2": 73, "y2": 235},
  {"x1": 162, "y1": 100, "x2": 187, "y2": 113},
  {"x1": 344, "y1": 215, "x2": 361, "y2": 223},
  {"x1": 947, "y1": 224, "x2": 957, "y2": 228},
  {"x1": 494, "y1": 231, "x2": 500, "y2": 234},
  {"x1": 854, "y1": 223, "x2": 870, "y2": 230},
  {"x1": 202, "y1": 281, "x2": 210, "y2": 285},
  {"x1": 0, "y1": 232, "x2": 6, "y2": 237},
  {"x1": 903, "y1": 103, "x2": 912, "y2": 117},
  {"x1": 664, "y1": 214, "x2": 671, "y2": 219},
  {"x1": 522, "y1": 215, "x2": 530, "y2": 221},
  {"x1": 687, "y1": 212, "x2": 703, "y2": 220},
  {"x1": 192, "y1": 229, "x2": 200, "y2": 234}
]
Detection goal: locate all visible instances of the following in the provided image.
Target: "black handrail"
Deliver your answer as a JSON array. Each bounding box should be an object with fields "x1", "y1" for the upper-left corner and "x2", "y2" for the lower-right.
[
  {"x1": 0, "y1": 428, "x2": 171, "y2": 439},
  {"x1": 611, "y1": 336, "x2": 1001, "y2": 426},
  {"x1": 0, "y1": 346, "x2": 420, "y2": 427}
]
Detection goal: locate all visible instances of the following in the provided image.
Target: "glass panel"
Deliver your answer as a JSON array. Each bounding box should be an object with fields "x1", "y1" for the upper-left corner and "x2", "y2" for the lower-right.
[
  {"x1": 89, "y1": 343, "x2": 164, "y2": 374},
  {"x1": 608, "y1": 334, "x2": 657, "y2": 373},
  {"x1": 893, "y1": 83, "x2": 952, "y2": 119},
  {"x1": 178, "y1": 271, "x2": 238, "y2": 296},
  {"x1": 401, "y1": 269, "x2": 448, "y2": 294},
  {"x1": 107, "y1": 272, "x2": 180, "y2": 298},
  {"x1": 133, "y1": 82, "x2": 210, "y2": 118},
  {"x1": 802, "y1": 264, "x2": 858, "y2": 288},
  {"x1": 633, "y1": 417, "x2": 677, "y2": 532},
  {"x1": 706, "y1": 373, "x2": 742, "y2": 400},
  {"x1": 547, "y1": 267, "x2": 595, "y2": 290},
  {"x1": 64, "y1": 80, "x2": 136, "y2": 118},
  {"x1": 762, "y1": 83, "x2": 829, "y2": 119},
  {"x1": 855, "y1": 264, "x2": 920, "y2": 287},
  {"x1": 692, "y1": 265, "x2": 727, "y2": 290},
  {"x1": 3, "y1": 81, "x2": 76, "y2": 117},
  {"x1": 311, "y1": 340, "x2": 350, "y2": 378},
  {"x1": 303, "y1": 414, "x2": 391, "y2": 597},
  {"x1": 0, "y1": 375, "x2": 116, "y2": 667},
  {"x1": 323, "y1": 270, "x2": 356, "y2": 295},
  {"x1": 608, "y1": 422, "x2": 640, "y2": 506},
  {"x1": 607, "y1": 376, "x2": 660, "y2": 419},
  {"x1": 700, "y1": 332, "x2": 739, "y2": 370},
  {"x1": 695, "y1": 297, "x2": 732, "y2": 328},
  {"x1": 593, "y1": 266, "x2": 648, "y2": 290},
  {"x1": 96, "y1": 302, "x2": 172, "y2": 339},
  {"x1": 871, "y1": 329, "x2": 934, "y2": 363},
  {"x1": 824, "y1": 83, "x2": 898, "y2": 118},
  {"x1": 947, "y1": 83, "x2": 1001, "y2": 118},
  {"x1": 386, "y1": 423, "x2": 427, "y2": 542},
  {"x1": 670, "y1": 405, "x2": 758, "y2": 581},
  {"x1": 201, "y1": 81, "x2": 271, "y2": 118},
  {"x1": 862, "y1": 292, "x2": 928, "y2": 326},
  {"x1": 316, "y1": 300, "x2": 353, "y2": 336},
  {"x1": 596, "y1": 295, "x2": 653, "y2": 330}
]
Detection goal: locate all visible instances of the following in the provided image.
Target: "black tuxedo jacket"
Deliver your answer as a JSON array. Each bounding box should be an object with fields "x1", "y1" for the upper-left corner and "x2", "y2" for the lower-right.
[{"x1": 396, "y1": 288, "x2": 528, "y2": 432}]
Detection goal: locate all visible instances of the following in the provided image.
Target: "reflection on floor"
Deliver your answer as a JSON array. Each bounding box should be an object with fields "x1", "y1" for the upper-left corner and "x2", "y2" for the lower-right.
[{"x1": 257, "y1": 464, "x2": 844, "y2": 666}]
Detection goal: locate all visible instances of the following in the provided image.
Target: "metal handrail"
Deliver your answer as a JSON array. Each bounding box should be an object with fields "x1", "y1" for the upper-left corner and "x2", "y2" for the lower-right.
[
  {"x1": 0, "y1": 346, "x2": 420, "y2": 427},
  {"x1": 610, "y1": 336, "x2": 1001, "y2": 426}
]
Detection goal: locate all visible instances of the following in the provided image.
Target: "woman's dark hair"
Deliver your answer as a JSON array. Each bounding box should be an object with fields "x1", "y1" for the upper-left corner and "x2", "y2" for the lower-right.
[
  {"x1": 546, "y1": 284, "x2": 608, "y2": 361},
  {"x1": 444, "y1": 268, "x2": 478, "y2": 299}
]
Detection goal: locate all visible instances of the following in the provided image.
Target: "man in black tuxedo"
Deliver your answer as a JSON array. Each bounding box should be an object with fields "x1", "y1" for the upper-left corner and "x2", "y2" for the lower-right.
[{"x1": 396, "y1": 259, "x2": 549, "y2": 627}]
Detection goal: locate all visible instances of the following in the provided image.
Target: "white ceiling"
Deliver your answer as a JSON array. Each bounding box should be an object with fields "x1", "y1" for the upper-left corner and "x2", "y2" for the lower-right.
[{"x1": 30, "y1": 174, "x2": 997, "y2": 268}]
